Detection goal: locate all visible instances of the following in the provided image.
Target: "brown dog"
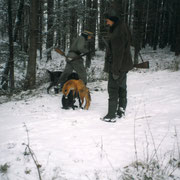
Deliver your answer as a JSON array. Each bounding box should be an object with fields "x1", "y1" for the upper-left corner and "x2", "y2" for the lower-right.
[{"x1": 62, "y1": 79, "x2": 91, "y2": 110}]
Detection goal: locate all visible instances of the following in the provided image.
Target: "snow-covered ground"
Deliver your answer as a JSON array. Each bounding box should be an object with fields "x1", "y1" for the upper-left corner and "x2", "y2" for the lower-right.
[{"x1": 0, "y1": 48, "x2": 180, "y2": 180}]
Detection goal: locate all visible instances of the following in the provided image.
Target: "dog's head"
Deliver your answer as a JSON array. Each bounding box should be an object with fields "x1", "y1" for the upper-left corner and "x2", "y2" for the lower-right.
[
  {"x1": 61, "y1": 91, "x2": 77, "y2": 110},
  {"x1": 62, "y1": 80, "x2": 76, "y2": 97},
  {"x1": 47, "y1": 70, "x2": 62, "y2": 81}
]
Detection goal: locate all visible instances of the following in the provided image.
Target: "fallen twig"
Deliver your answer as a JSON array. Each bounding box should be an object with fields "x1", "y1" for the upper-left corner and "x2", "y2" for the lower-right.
[{"x1": 23, "y1": 123, "x2": 42, "y2": 180}]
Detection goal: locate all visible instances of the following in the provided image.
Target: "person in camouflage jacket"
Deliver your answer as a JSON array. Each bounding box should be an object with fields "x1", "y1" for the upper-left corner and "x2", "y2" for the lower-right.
[{"x1": 57, "y1": 30, "x2": 93, "y2": 87}]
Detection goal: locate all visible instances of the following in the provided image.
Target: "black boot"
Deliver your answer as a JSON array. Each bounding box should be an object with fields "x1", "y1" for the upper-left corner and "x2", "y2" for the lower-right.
[
  {"x1": 103, "y1": 100, "x2": 117, "y2": 122},
  {"x1": 117, "y1": 88, "x2": 127, "y2": 118},
  {"x1": 116, "y1": 107, "x2": 125, "y2": 118}
]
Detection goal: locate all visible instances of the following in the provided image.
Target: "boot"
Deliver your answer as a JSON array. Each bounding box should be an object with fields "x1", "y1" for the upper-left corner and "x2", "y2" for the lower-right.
[
  {"x1": 117, "y1": 89, "x2": 127, "y2": 118},
  {"x1": 117, "y1": 97, "x2": 126, "y2": 118},
  {"x1": 103, "y1": 100, "x2": 117, "y2": 122},
  {"x1": 116, "y1": 107, "x2": 125, "y2": 118}
]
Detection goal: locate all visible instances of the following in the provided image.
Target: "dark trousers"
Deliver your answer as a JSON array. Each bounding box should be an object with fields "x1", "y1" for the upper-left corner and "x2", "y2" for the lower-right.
[
  {"x1": 108, "y1": 71, "x2": 127, "y2": 111},
  {"x1": 57, "y1": 58, "x2": 87, "y2": 85}
]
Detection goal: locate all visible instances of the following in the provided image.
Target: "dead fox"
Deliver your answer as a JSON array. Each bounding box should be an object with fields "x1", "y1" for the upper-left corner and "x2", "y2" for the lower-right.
[{"x1": 62, "y1": 79, "x2": 91, "y2": 110}]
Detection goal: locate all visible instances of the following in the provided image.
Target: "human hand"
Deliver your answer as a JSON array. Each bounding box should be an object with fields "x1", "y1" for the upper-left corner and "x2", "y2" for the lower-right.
[{"x1": 113, "y1": 74, "x2": 119, "y2": 80}]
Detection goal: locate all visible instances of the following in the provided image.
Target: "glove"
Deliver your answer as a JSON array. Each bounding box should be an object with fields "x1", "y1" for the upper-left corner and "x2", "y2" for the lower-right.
[{"x1": 113, "y1": 74, "x2": 119, "y2": 80}]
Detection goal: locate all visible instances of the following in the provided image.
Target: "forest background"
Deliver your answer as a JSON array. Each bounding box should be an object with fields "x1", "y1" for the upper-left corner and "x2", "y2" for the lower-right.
[{"x1": 0, "y1": 0, "x2": 180, "y2": 94}]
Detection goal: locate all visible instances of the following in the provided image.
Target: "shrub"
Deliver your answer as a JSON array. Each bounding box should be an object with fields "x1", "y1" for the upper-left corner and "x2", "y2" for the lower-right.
[{"x1": 0, "y1": 163, "x2": 10, "y2": 174}]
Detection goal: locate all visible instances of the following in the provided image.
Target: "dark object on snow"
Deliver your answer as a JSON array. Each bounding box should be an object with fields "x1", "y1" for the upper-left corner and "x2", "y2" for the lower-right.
[
  {"x1": 47, "y1": 70, "x2": 62, "y2": 93},
  {"x1": 133, "y1": 61, "x2": 149, "y2": 69},
  {"x1": 47, "y1": 70, "x2": 80, "y2": 110},
  {"x1": 61, "y1": 90, "x2": 80, "y2": 110},
  {"x1": 47, "y1": 70, "x2": 79, "y2": 93},
  {"x1": 133, "y1": 52, "x2": 149, "y2": 69}
]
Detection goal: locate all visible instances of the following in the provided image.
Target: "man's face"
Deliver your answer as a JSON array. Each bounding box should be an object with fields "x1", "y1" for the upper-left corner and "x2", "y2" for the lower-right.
[{"x1": 106, "y1": 19, "x2": 114, "y2": 27}]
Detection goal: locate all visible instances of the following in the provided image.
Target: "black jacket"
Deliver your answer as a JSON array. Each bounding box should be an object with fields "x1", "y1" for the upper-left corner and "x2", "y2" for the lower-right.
[{"x1": 104, "y1": 21, "x2": 133, "y2": 75}]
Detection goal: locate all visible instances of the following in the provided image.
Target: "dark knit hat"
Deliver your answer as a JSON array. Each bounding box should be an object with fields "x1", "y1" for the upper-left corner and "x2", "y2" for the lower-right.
[
  {"x1": 104, "y1": 9, "x2": 120, "y2": 22},
  {"x1": 108, "y1": 16, "x2": 119, "y2": 23}
]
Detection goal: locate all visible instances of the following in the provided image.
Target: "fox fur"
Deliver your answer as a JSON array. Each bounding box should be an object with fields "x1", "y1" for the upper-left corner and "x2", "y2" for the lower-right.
[{"x1": 62, "y1": 79, "x2": 91, "y2": 110}]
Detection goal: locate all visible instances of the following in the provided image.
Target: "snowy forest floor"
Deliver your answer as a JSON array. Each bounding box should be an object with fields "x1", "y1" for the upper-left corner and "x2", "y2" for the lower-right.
[{"x1": 0, "y1": 47, "x2": 180, "y2": 180}]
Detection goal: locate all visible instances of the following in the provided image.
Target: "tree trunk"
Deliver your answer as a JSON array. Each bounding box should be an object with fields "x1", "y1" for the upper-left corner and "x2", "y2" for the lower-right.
[
  {"x1": 38, "y1": 0, "x2": 43, "y2": 59},
  {"x1": 69, "y1": 1, "x2": 77, "y2": 46},
  {"x1": 133, "y1": 0, "x2": 145, "y2": 64},
  {"x1": 24, "y1": 0, "x2": 39, "y2": 90},
  {"x1": 8, "y1": 0, "x2": 14, "y2": 92},
  {"x1": 61, "y1": 0, "x2": 68, "y2": 51},
  {"x1": 153, "y1": 0, "x2": 161, "y2": 50},
  {"x1": 55, "y1": 0, "x2": 62, "y2": 48},
  {"x1": 159, "y1": 0, "x2": 169, "y2": 48},
  {"x1": 175, "y1": 0, "x2": 180, "y2": 56},
  {"x1": 85, "y1": 0, "x2": 92, "y2": 68},
  {"x1": 1, "y1": 0, "x2": 14, "y2": 92},
  {"x1": 14, "y1": 0, "x2": 24, "y2": 43},
  {"x1": 46, "y1": 0, "x2": 54, "y2": 61},
  {"x1": 23, "y1": 4, "x2": 30, "y2": 53},
  {"x1": 128, "y1": 0, "x2": 133, "y2": 27},
  {"x1": 90, "y1": 0, "x2": 97, "y2": 53},
  {"x1": 99, "y1": 0, "x2": 106, "y2": 50}
]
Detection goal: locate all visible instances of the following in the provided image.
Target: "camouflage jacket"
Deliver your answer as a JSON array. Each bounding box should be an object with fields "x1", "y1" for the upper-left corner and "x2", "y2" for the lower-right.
[{"x1": 67, "y1": 36, "x2": 89, "y2": 59}]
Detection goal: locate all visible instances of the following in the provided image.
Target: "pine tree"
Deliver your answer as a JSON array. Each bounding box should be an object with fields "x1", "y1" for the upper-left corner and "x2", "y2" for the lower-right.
[
  {"x1": 14, "y1": 0, "x2": 24, "y2": 43},
  {"x1": 133, "y1": 0, "x2": 145, "y2": 63},
  {"x1": 46, "y1": 0, "x2": 54, "y2": 61},
  {"x1": 98, "y1": 0, "x2": 106, "y2": 51},
  {"x1": 174, "y1": 0, "x2": 180, "y2": 55},
  {"x1": 1, "y1": 0, "x2": 14, "y2": 91},
  {"x1": 24, "y1": 0, "x2": 39, "y2": 90}
]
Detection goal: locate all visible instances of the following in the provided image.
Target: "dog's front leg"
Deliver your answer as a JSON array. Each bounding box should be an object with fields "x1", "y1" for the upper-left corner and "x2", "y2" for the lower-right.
[{"x1": 47, "y1": 83, "x2": 54, "y2": 94}]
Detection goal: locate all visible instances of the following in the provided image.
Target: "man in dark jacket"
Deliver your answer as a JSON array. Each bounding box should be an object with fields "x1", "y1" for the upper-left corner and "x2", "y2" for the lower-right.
[
  {"x1": 57, "y1": 30, "x2": 93, "y2": 88},
  {"x1": 102, "y1": 11, "x2": 133, "y2": 122}
]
